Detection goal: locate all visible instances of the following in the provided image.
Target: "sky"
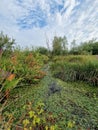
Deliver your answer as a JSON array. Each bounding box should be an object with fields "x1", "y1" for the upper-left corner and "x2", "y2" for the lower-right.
[{"x1": 0, "y1": 0, "x2": 98, "y2": 48}]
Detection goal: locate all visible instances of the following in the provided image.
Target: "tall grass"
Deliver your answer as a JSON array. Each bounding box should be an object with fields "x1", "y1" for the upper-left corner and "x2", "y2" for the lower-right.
[{"x1": 51, "y1": 55, "x2": 98, "y2": 86}]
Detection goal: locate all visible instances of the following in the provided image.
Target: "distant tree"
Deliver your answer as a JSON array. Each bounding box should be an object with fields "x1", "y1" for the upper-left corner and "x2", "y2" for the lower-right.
[
  {"x1": 62, "y1": 36, "x2": 68, "y2": 55},
  {"x1": 70, "y1": 38, "x2": 98, "y2": 55},
  {"x1": 62, "y1": 36, "x2": 68, "y2": 50},
  {"x1": 70, "y1": 40, "x2": 78, "y2": 54},
  {"x1": 37, "y1": 47, "x2": 49, "y2": 55},
  {"x1": 78, "y1": 39, "x2": 96, "y2": 54},
  {"x1": 52, "y1": 36, "x2": 68, "y2": 55},
  {"x1": 0, "y1": 32, "x2": 15, "y2": 56},
  {"x1": 52, "y1": 36, "x2": 62, "y2": 55},
  {"x1": 71, "y1": 39, "x2": 76, "y2": 49},
  {"x1": 92, "y1": 42, "x2": 98, "y2": 55}
]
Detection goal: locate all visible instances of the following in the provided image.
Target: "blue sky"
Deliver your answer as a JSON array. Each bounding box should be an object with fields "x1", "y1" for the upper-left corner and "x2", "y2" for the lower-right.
[{"x1": 0, "y1": 0, "x2": 98, "y2": 48}]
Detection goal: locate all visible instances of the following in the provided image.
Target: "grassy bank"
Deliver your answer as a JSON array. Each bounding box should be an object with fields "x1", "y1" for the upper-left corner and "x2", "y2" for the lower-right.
[{"x1": 51, "y1": 55, "x2": 98, "y2": 86}]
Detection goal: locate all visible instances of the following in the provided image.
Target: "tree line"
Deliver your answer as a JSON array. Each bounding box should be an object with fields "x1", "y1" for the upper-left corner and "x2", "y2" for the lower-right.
[{"x1": 0, "y1": 32, "x2": 98, "y2": 56}]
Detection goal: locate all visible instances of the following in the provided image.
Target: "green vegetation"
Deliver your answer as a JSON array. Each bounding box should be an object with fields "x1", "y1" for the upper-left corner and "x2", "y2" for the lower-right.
[
  {"x1": 0, "y1": 32, "x2": 15, "y2": 56},
  {"x1": 52, "y1": 36, "x2": 68, "y2": 55},
  {"x1": 51, "y1": 55, "x2": 98, "y2": 86},
  {"x1": 0, "y1": 32, "x2": 98, "y2": 130},
  {"x1": 70, "y1": 39, "x2": 98, "y2": 55}
]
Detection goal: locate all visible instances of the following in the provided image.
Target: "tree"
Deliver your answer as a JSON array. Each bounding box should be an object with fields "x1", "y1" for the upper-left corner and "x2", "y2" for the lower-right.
[
  {"x1": 70, "y1": 38, "x2": 98, "y2": 55},
  {"x1": 52, "y1": 36, "x2": 68, "y2": 55},
  {"x1": 0, "y1": 32, "x2": 15, "y2": 56},
  {"x1": 71, "y1": 40, "x2": 76, "y2": 49},
  {"x1": 62, "y1": 36, "x2": 68, "y2": 50},
  {"x1": 92, "y1": 42, "x2": 98, "y2": 55},
  {"x1": 36, "y1": 47, "x2": 49, "y2": 55},
  {"x1": 70, "y1": 39, "x2": 78, "y2": 54},
  {"x1": 78, "y1": 39, "x2": 97, "y2": 55}
]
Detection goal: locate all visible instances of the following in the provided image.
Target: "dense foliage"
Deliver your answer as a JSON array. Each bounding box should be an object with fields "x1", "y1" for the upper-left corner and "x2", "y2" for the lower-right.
[
  {"x1": 52, "y1": 36, "x2": 68, "y2": 55},
  {"x1": 51, "y1": 55, "x2": 98, "y2": 86},
  {"x1": 70, "y1": 39, "x2": 98, "y2": 55},
  {"x1": 0, "y1": 32, "x2": 15, "y2": 56}
]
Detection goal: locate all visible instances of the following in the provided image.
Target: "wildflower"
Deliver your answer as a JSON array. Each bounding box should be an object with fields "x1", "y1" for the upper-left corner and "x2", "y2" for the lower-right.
[
  {"x1": 23, "y1": 119, "x2": 30, "y2": 127},
  {"x1": 67, "y1": 121, "x2": 75, "y2": 128},
  {"x1": 29, "y1": 111, "x2": 35, "y2": 118},
  {"x1": 50, "y1": 125, "x2": 55, "y2": 130},
  {"x1": 45, "y1": 126, "x2": 48, "y2": 130}
]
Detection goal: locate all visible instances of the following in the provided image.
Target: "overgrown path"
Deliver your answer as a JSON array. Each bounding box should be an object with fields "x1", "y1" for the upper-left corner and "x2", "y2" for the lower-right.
[{"x1": 8, "y1": 63, "x2": 98, "y2": 129}]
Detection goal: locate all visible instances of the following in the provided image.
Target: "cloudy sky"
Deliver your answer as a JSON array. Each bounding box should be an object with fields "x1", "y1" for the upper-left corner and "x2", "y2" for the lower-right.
[{"x1": 0, "y1": 0, "x2": 98, "y2": 48}]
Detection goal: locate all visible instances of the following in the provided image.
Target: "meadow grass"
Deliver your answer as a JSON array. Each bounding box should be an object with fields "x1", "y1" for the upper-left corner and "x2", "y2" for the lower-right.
[{"x1": 51, "y1": 55, "x2": 98, "y2": 86}]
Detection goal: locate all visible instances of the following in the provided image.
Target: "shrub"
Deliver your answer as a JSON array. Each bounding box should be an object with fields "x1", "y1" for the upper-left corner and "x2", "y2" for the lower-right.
[{"x1": 0, "y1": 51, "x2": 46, "y2": 85}]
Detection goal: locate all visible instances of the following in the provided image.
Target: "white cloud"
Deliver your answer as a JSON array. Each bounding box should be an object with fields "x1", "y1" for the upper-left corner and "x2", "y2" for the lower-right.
[
  {"x1": 63, "y1": 0, "x2": 76, "y2": 19},
  {"x1": 0, "y1": 0, "x2": 98, "y2": 48}
]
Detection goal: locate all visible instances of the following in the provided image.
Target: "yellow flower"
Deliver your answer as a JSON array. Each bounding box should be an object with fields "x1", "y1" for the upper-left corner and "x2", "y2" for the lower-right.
[
  {"x1": 50, "y1": 125, "x2": 55, "y2": 130},
  {"x1": 7, "y1": 128, "x2": 11, "y2": 130},
  {"x1": 38, "y1": 109, "x2": 44, "y2": 115},
  {"x1": 29, "y1": 111, "x2": 35, "y2": 118},
  {"x1": 32, "y1": 119, "x2": 36, "y2": 126},
  {"x1": 24, "y1": 128, "x2": 28, "y2": 130},
  {"x1": 32, "y1": 116, "x2": 40, "y2": 126},
  {"x1": 67, "y1": 121, "x2": 75, "y2": 128},
  {"x1": 29, "y1": 127, "x2": 32, "y2": 130},
  {"x1": 23, "y1": 119, "x2": 30, "y2": 127},
  {"x1": 45, "y1": 126, "x2": 48, "y2": 130},
  {"x1": 35, "y1": 117, "x2": 40, "y2": 124}
]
